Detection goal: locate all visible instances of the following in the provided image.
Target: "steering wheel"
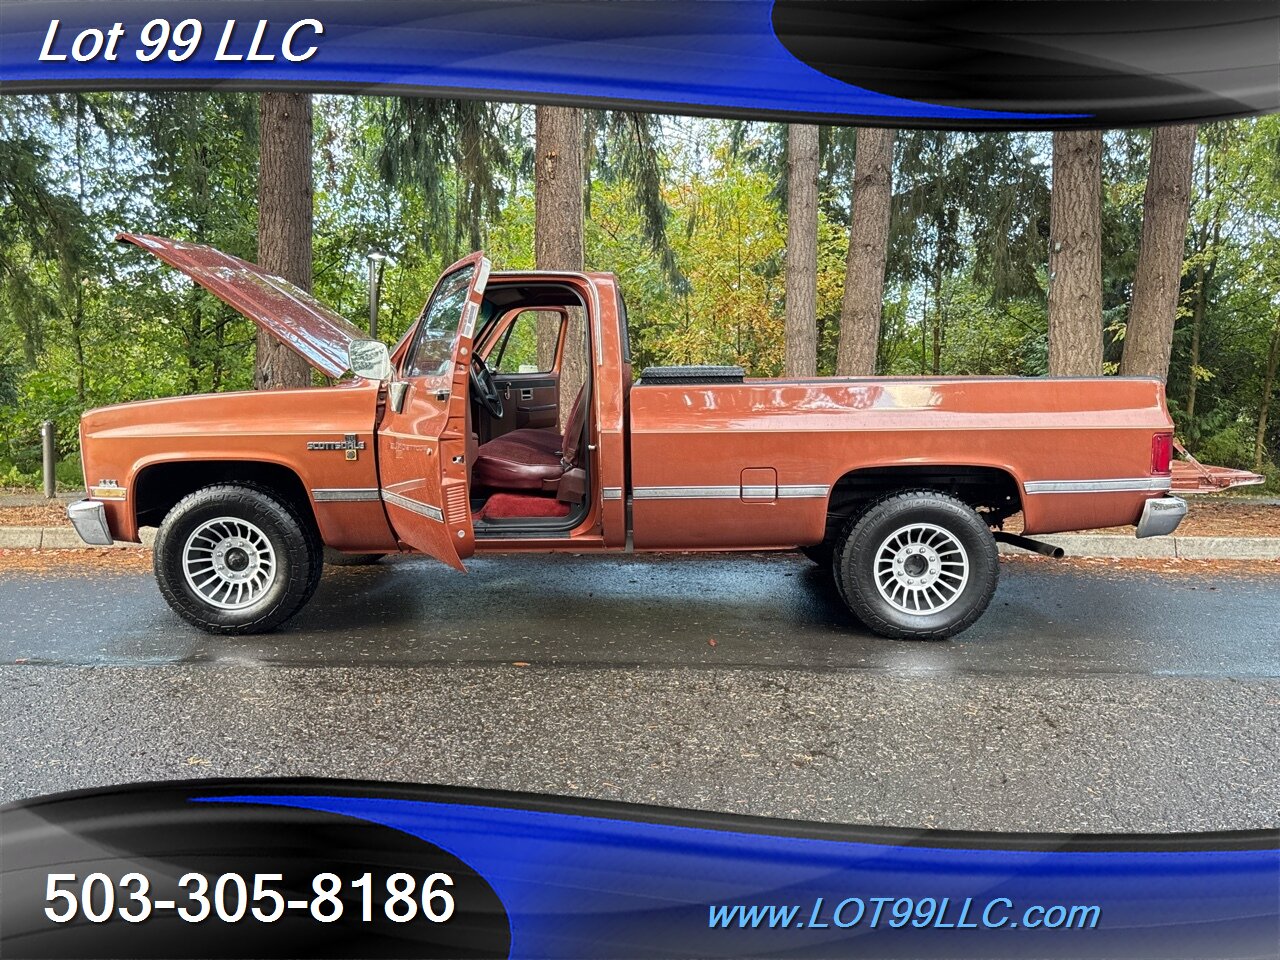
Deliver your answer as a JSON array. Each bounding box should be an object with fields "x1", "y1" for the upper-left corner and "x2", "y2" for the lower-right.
[{"x1": 470, "y1": 356, "x2": 504, "y2": 419}]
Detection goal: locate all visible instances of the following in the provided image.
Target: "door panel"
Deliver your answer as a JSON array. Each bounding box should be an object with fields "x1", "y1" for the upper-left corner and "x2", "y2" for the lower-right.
[
  {"x1": 489, "y1": 375, "x2": 560, "y2": 439},
  {"x1": 481, "y1": 308, "x2": 566, "y2": 441},
  {"x1": 376, "y1": 253, "x2": 490, "y2": 569}
]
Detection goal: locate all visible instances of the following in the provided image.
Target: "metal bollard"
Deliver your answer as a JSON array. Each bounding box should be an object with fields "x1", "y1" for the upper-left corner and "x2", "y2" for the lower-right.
[{"x1": 41, "y1": 420, "x2": 56, "y2": 499}]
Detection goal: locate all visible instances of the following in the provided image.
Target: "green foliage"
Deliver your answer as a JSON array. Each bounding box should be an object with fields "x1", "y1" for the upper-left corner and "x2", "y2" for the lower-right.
[{"x1": 0, "y1": 94, "x2": 1276, "y2": 488}]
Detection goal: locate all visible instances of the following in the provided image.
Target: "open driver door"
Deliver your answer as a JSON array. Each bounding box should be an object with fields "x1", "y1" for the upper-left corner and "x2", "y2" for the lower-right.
[{"x1": 377, "y1": 253, "x2": 491, "y2": 570}]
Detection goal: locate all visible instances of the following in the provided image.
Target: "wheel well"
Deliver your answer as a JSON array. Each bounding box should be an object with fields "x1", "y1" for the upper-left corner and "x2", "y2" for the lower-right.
[
  {"x1": 134, "y1": 461, "x2": 315, "y2": 531},
  {"x1": 822, "y1": 466, "x2": 1021, "y2": 542}
]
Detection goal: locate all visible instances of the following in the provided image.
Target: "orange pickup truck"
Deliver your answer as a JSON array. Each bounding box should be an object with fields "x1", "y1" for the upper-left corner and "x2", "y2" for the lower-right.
[{"x1": 70, "y1": 235, "x2": 1262, "y2": 640}]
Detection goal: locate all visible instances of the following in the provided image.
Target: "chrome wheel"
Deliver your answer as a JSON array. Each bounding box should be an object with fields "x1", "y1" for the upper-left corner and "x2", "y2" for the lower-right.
[
  {"x1": 182, "y1": 517, "x2": 277, "y2": 610},
  {"x1": 873, "y1": 522, "x2": 969, "y2": 615}
]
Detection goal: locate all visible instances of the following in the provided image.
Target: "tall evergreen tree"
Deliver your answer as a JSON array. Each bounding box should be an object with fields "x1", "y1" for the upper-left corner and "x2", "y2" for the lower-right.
[
  {"x1": 784, "y1": 124, "x2": 819, "y2": 377},
  {"x1": 1047, "y1": 130, "x2": 1103, "y2": 376},
  {"x1": 254, "y1": 93, "x2": 314, "y2": 390},
  {"x1": 584, "y1": 111, "x2": 682, "y2": 290},
  {"x1": 534, "y1": 105, "x2": 586, "y2": 426},
  {"x1": 835, "y1": 127, "x2": 895, "y2": 376},
  {"x1": 374, "y1": 98, "x2": 513, "y2": 265},
  {"x1": 1120, "y1": 123, "x2": 1198, "y2": 381}
]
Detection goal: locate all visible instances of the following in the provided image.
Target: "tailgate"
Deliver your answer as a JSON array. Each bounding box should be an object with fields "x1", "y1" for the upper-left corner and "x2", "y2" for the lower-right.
[{"x1": 1171, "y1": 442, "x2": 1266, "y2": 494}]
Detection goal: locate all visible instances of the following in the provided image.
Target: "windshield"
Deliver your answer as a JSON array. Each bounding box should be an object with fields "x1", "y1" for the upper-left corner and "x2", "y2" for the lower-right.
[{"x1": 405, "y1": 263, "x2": 475, "y2": 377}]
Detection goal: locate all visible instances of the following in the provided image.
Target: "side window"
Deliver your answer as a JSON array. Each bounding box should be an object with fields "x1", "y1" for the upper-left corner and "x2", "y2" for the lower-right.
[
  {"x1": 405, "y1": 264, "x2": 475, "y2": 378},
  {"x1": 491, "y1": 310, "x2": 564, "y2": 374}
]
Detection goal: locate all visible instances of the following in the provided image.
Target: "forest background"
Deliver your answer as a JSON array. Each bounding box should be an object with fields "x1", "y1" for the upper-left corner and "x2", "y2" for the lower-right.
[{"x1": 1, "y1": 94, "x2": 1277, "y2": 490}]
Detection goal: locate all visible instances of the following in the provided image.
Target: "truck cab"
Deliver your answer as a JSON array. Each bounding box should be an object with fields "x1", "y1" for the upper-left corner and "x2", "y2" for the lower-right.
[
  {"x1": 371, "y1": 251, "x2": 633, "y2": 564},
  {"x1": 70, "y1": 236, "x2": 1263, "y2": 641}
]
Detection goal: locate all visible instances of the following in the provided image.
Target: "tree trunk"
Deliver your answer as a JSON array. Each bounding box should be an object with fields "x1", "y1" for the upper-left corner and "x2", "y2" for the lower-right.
[
  {"x1": 1185, "y1": 243, "x2": 1218, "y2": 435},
  {"x1": 71, "y1": 99, "x2": 88, "y2": 403},
  {"x1": 254, "y1": 93, "x2": 314, "y2": 390},
  {"x1": 1257, "y1": 320, "x2": 1280, "y2": 473},
  {"x1": 930, "y1": 241, "x2": 945, "y2": 376},
  {"x1": 1184, "y1": 153, "x2": 1223, "y2": 438},
  {"x1": 1185, "y1": 272, "x2": 1205, "y2": 427},
  {"x1": 835, "y1": 127, "x2": 895, "y2": 376},
  {"x1": 784, "y1": 124, "x2": 819, "y2": 377},
  {"x1": 71, "y1": 287, "x2": 86, "y2": 404},
  {"x1": 534, "y1": 105, "x2": 585, "y2": 427},
  {"x1": 1046, "y1": 130, "x2": 1103, "y2": 376},
  {"x1": 1120, "y1": 123, "x2": 1198, "y2": 381}
]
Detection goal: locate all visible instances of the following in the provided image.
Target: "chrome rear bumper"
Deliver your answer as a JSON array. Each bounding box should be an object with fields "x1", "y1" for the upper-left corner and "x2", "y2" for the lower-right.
[
  {"x1": 1135, "y1": 496, "x2": 1187, "y2": 539},
  {"x1": 67, "y1": 499, "x2": 114, "y2": 546}
]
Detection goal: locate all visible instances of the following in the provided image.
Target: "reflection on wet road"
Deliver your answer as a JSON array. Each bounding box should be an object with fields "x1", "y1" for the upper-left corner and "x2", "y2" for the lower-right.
[{"x1": 3, "y1": 554, "x2": 1277, "y2": 677}]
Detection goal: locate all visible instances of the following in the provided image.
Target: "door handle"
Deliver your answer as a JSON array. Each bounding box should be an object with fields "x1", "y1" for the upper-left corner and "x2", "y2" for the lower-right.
[{"x1": 520, "y1": 388, "x2": 534, "y2": 401}]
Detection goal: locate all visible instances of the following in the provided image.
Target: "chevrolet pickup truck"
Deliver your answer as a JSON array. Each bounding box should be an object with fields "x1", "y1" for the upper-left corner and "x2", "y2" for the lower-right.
[{"x1": 70, "y1": 235, "x2": 1263, "y2": 640}]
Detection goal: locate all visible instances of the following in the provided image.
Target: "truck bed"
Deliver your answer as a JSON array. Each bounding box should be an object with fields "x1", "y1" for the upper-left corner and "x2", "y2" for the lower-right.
[{"x1": 626, "y1": 376, "x2": 1174, "y2": 549}]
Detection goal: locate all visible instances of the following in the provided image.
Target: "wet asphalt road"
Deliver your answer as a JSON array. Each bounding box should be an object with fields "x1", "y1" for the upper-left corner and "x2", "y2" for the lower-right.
[
  {"x1": 1, "y1": 553, "x2": 1278, "y2": 676},
  {"x1": 2, "y1": 554, "x2": 1278, "y2": 832}
]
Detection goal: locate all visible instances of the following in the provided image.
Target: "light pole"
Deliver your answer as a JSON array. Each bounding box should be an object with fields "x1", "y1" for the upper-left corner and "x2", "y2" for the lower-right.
[{"x1": 366, "y1": 250, "x2": 392, "y2": 339}]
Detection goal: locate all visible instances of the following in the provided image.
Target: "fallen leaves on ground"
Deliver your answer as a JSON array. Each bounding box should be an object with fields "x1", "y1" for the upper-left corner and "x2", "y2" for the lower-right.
[
  {"x1": 0, "y1": 502, "x2": 72, "y2": 527},
  {"x1": 1004, "y1": 498, "x2": 1278, "y2": 538},
  {"x1": 0, "y1": 548, "x2": 153, "y2": 574},
  {"x1": 1002, "y1": 554, "x2": 1280, "y2": 579}
]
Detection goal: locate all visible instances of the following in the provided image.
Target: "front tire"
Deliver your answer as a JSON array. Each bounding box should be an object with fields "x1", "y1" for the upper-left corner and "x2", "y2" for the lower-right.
[
  {"x1": 834, "y1": 490, "x2": 998, "y2": 640},
  {"x1": 154, "y1": 483, "x2": 322, "y2": 634}
]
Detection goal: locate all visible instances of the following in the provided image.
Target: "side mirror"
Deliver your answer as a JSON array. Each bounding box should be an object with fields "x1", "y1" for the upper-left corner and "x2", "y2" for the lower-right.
[{"x1": 348, "y1": 339, "x2": 391, "y2": 381}]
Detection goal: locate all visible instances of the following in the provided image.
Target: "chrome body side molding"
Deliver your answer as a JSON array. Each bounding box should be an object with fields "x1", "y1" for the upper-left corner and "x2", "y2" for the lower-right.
[
  {"x1": 1024, "y1": 477, "x2": 1172, "y2": 495},
  {"x1": 312, "y1": 488, "x2": 381, "y2": 502},
  {"x1": 380, "y1": 489, "x2": 445, "y2": 522}
]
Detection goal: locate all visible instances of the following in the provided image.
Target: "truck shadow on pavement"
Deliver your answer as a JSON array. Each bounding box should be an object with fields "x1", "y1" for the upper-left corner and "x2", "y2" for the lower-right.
[
  {"x1": 266, "y1": 553, "x2": 1279, "y2": 677},
  {"x1": 4, "y1": 553, "x2": 1278, "y2": 676}
]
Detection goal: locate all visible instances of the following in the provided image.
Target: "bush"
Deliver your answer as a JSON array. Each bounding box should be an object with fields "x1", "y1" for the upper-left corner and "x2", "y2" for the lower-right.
[
  {"x1": 0, "y1": 451, "x2": 82, "y2": 492},
  {"x1": 1196, "y1": 419, "x2": 1257, "y2": 471},
  {"x1": 1194, "y1": 418, "x2": 1278, "y2": 492}
]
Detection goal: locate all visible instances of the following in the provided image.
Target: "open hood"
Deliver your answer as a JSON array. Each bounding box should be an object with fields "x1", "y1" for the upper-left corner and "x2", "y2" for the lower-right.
[{"x1": 118, "y1": 233, "x2": 365, "y2": 379}]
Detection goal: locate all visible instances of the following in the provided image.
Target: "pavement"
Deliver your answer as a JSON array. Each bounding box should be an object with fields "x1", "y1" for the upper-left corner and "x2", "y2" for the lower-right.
[
  {"x1": 3, "y1": 553, "x2": 1279, "y2": 675},
  {"x1": 1, "y1": 553, "x2": 1278, "y2": 834}
]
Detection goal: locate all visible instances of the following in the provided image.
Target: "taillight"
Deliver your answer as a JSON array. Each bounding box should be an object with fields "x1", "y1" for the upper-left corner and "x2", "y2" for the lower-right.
[{"x1": 1151, "y1": 432, "x2": 1173, "y2": 474}]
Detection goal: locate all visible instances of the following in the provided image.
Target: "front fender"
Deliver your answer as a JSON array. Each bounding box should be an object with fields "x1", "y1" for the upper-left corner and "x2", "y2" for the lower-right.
[{"x1": 79, "y1": 384, "x2": 394, "y2": 550}]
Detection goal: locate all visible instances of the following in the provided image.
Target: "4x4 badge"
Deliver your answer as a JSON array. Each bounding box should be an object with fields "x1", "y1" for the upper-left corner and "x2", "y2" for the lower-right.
[{"x1": 307, "y1": 434, "x2": 365, "y2": 461}]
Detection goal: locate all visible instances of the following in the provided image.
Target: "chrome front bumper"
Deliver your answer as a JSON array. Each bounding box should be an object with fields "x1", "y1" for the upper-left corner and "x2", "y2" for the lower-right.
[
  {"x1": 67, "y1": 499, "x2": 114, "y2": 546},
  {"x1": 1135, "y1": 496, "x2": 1187, "y2": 539}
]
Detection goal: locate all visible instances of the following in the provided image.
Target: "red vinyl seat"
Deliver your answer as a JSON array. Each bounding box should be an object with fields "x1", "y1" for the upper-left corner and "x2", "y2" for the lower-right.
[{"x1": 473, "y1": 385, "x2": 588, "y2": 492}]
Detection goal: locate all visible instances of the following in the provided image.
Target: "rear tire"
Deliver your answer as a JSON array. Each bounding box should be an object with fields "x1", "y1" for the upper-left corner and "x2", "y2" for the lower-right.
[
  {"x1": 833, "y1": 490, "x2": 997, "y2": 640},
  {"x1": 154, "y1": 483, "x2": 322, "y2": 634}
]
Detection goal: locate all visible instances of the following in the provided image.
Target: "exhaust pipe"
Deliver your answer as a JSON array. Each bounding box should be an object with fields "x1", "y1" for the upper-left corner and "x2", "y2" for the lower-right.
[{"x1": 993, "y1": 531, "x2": 1066, "y2": 559}]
